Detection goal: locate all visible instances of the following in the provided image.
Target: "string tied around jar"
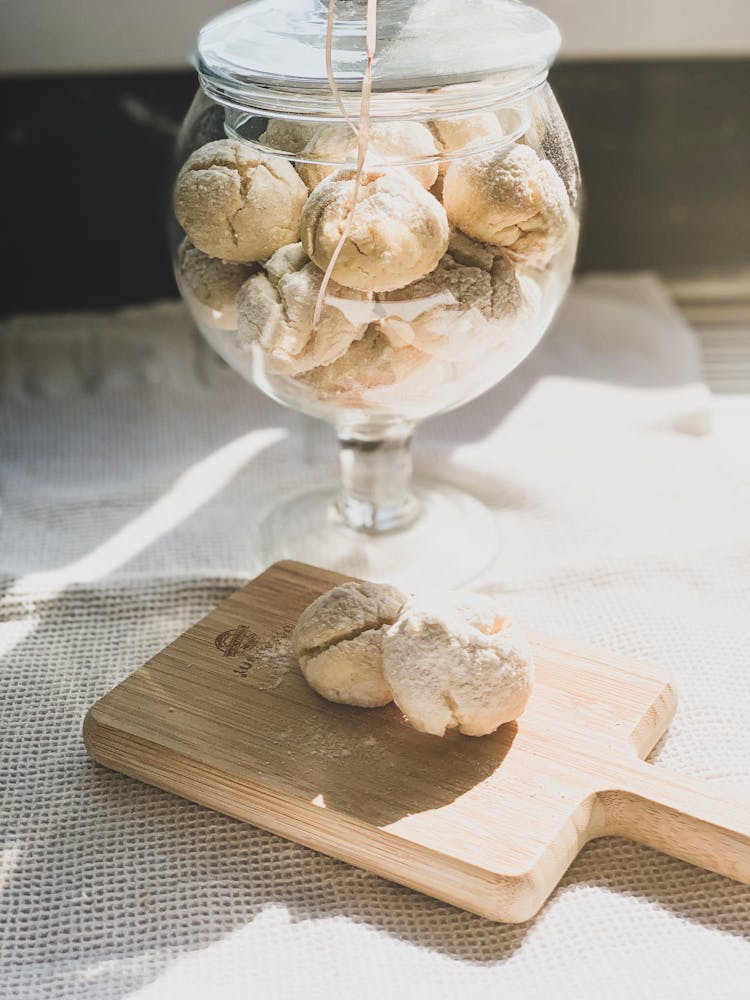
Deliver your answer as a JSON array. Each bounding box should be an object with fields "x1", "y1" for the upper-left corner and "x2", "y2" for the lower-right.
[{"x1": 312, "y1": 0, "x2": 379, "y2": 330}]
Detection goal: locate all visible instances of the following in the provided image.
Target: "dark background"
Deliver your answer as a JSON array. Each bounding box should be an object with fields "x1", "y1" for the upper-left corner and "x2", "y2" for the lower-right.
[{"x1": 1, "y1": 60, "x2": 748, "y2": 317}]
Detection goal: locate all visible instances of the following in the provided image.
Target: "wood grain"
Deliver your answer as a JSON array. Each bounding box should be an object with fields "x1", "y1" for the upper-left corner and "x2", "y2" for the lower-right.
[{"x1": 83, "y1": 560, "x2": 750, "y2": 922}]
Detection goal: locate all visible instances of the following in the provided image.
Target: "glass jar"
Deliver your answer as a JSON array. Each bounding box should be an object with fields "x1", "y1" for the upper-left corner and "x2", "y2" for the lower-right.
[{"x1": 169, "y1": 0, "x2": 580, "y2": 586}]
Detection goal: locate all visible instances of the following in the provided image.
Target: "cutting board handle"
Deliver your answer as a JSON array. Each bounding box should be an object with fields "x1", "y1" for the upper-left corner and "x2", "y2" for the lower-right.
[{"x1": 600, "y1": 760, "x2": 750, "y2": 884}]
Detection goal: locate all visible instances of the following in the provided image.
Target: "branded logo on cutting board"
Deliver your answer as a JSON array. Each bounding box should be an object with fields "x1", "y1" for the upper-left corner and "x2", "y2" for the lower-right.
[
  {"x1": 214, "y1": 624, "x2": 258, "y2": 657},
  {"x1": 212, "y1": 622, "x2": 296, "y2": 681}
]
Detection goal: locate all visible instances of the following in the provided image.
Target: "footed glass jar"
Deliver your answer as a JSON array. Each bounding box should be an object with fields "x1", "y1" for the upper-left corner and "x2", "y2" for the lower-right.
[{"x1": 170, "y1": 0, "x2": 580, "y2": 586}]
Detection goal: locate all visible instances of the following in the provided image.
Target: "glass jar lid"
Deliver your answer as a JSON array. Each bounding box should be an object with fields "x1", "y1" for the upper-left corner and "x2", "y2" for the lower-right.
[{"x1": 196, "y1": 0, "x2": 560, "y2": 120}]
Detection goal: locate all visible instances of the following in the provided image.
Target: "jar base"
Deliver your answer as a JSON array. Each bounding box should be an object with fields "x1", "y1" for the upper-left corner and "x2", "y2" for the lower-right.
[{"x1": 250, "y1": 477, "x2": 498, "y2": 589}]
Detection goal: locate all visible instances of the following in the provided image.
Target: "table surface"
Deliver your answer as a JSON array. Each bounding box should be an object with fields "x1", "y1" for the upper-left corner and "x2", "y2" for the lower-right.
[{"x1": 1, "y1": 276, "x2": 748, "y2": 1000}]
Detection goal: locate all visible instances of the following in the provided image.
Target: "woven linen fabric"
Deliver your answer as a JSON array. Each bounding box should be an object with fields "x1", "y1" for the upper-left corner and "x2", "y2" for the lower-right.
[{"x1": 1, "y1": 276, "x2": 749, "y2": 1000}]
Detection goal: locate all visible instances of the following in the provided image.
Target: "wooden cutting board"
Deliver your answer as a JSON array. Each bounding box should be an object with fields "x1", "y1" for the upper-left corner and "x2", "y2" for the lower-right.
[{"x1": 84, "y1": 560, "x2": 750, "y2": 922}]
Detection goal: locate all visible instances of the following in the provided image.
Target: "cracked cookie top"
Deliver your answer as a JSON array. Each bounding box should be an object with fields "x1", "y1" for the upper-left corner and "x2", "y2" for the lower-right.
[
  {"x1": 292, "y1": 582, "x2": 407, "y2": 708},
  {"x1": 293, "y1": 581, "x2": 406, "y2": 660},
  {"x1": 300, "y1": 168, "x2": 449, "y2": 293},
  {"x1": 173, "y1": 138, "x2": 308, "y2": 264}
]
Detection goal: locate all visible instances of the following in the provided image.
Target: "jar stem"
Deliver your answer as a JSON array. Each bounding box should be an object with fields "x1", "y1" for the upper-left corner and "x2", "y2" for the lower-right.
[{"x1": 335, "y1": 426, "x2": 421, "y2": 533}]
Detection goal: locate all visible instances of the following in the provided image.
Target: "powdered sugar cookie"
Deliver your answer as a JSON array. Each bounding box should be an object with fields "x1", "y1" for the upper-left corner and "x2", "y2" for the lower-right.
[
  {"x1": 259, "y1": 119, "x2": 318, "y2": 154},
  {"x1": 298, "y1": 122, "x2": 439, "y2": 190},
  {"x1": 301, "y1": 168, "x2": 449, "y2": 293},
  {"x1": 174, "y1": 139, "x2": 308, "y2": 263},
  {"x1": 427, "y1": 113, "x2": 504, "y2": 173},
  {"x1": 303, "y1": 326, "x2": 429, "y2": 400},
  {"x1": 376, "y1": 254, "x2": 493, "y2": 361},
  {"x1": 442, "y1": 143, "x2": 573, "y2": 268},
  {"x1": 383, "y1": 592, "x2": 534, "y2": 737},
  {"x1": 293, "y1": 582, "x2": 406, "y2": 707},
  {"x1": 236, "y1": 244, "x2": 368, "y2": 374},
  {"x1": 176, "y1": 240, "x2": 255, "y2": 330}
]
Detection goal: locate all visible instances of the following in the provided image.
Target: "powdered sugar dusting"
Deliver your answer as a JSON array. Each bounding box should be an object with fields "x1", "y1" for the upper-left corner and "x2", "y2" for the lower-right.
[{"x1": 234, "y1": 625, "x2": 295, "y2": 689}]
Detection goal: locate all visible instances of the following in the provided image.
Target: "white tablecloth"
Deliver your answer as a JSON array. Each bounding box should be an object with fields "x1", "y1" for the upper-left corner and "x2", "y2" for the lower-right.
[{"x1": 2, "y1": 276, "x2": 749, "y2": 999}]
